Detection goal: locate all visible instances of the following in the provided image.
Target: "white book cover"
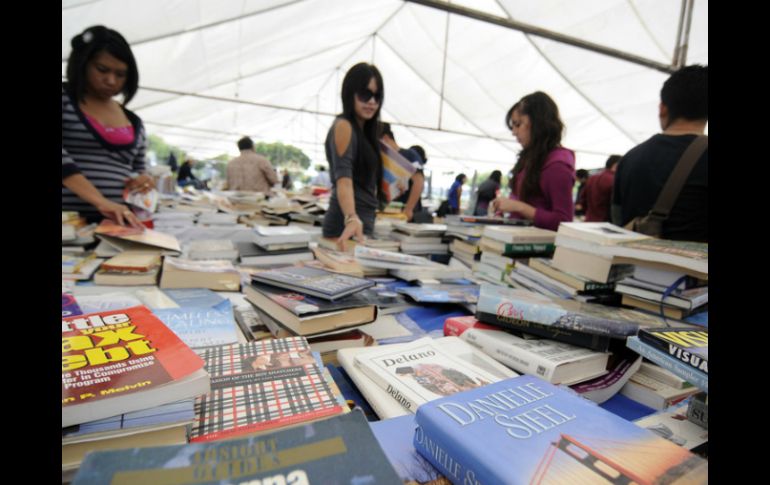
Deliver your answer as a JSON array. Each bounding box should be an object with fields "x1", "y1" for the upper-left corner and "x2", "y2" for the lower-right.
[
  {"x1": 253, "y1": 225, "x2": 311, "y2": 244},
  {"x1": 459, "y1": 327, "x2": 609, "y2": 385},
  {"x1": 392, "y1": 222, "x2": 447, "y2": 235},
  {"x1": 353, "y1": 337, "x2": 506, "y2": 413},
  {"x1": 557, "y1": 222, "x2": 650, "y2": 245},
  {"x1": 481, "y1": 225, "x2": 556, "y2": 244},
  {"x1": 338, "y1": 337, "x2": 515, "y2": 419},
  {"x1": 354, "y1": 246, "x2": 432, "y2": 267}
]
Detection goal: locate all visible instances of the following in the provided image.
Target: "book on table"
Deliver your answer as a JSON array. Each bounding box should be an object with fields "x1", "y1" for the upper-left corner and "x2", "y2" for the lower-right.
[
  {"x1": 236, "y1": 240, "x2": 313, "y2": 266},
  {"x1": 337, "y1": 336, "x2": 517, "y2": 419},
  {"x1": 638, "y1": 327, "x2": 708, "y2": 375},
  {"x1": 98, "y1": 250, "x2": 161, "y2": 273},
  {"x1": 72, "y1": 410, "x2": 403, "y2": 485},
  {"x1": 551, "y1": 245, "x2": 634, "y2": 283},
  {"x1": 556, "y1": 221, "x2": 650, "y2": 245},
  {"x1": 159, "y1": 257, "x2": 241, "y2": 291},
  {"x1": 527, "y1": 257, "x2": 615, "y2": 292},
  {"x1": 443, "y1": 315, "x2": 610, "y2": 385},
  {"x1": 310, "y1": 246, "x2": 365, "y2": 276},
  {"x1": 620, "y1": 370, "x2": 699, "y2": 410},
  {"x1": 62, "y1": 305, "x2": 210, "y2": 428},
  {"x1": 353, "y1": 336, "x2": 512, "y2": 413},
  {"x1": 62, "y1": 399, "x2": 194, "y2": 480},
  {"x1": 250, "y1": 265, "x2": 374, "y2": 300},
  {"x1": 244, "y1": 281, "x2": 378, "y2": 335},
  {"x1": 152, "y1": 299, "x2": 240, "y2": 349},
  {"x1": 94, "y1": 219, "x2": 181, "y2": 254},
  {"x1": 615, "y1": 278, "x2": 708, "y2": 311},
  {"x1": 396, "y1": 284, "x2": 479, "y2": 304},
  {"x1": 455, "y1": 214, "x2": 532, "y2": 226},
  {"x1": 252, "y1": 224, "x2": 311, "y2": 247},
  {"x1": 189, "y1": 337, "x2": 346, "y2": 442},
  {"x1": 481, "y1": 225, "x2": 556, "y2": 244},
  {"x1": 185, "y1": 238, "x2": 238, "y2": 260},
  {"x1": 637, "y1": 361, "x2": 694, "y2": 390},
  {"x1": 634, "y1": 400, "x2": 708, "y2": 451},
  {"x1": 626, "y1": 336, "x2": 708, "y2": 392},
  {"x1": 620, "y1": 294, "x2": 694, "y2": 320},
  {"x1": 62, "y1": 292, "x2": 83, "y2": 318},
  {"x1": 369, "y1": 414, "x2": 446, "y2": 484},
  {"x1": 413, "y1": 374, "x2": 708, "y2": 485},
  {"x1": 391, "y1": 222, "x2": 447, "y2": 237}
]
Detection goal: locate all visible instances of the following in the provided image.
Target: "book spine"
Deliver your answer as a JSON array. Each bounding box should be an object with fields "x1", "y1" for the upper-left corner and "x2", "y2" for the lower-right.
[
  {"x1": 476, "y1": 311, "x2": 611, "y2": 352},
  {"x1": 460, "y1": 329, "x2": 556, "y2": 382},
  {"x1": 626, "y1": 337, "x2": 708, "y2": 392},
  {"x1": 637, "y1": 333, "x2": 708, "y2": 376},
  {"x1": 413, "y1": 418, "x2": 496, "y2": 485},
  {"x1": 686, "y1": 392, "x2": 708, "y2": 429},
  {"x1": 503, "y1": 243, "x2": 555, "y2": 255},
  {"x1": 477, "y1": 292, "x2": 639, "y2": 337},
  {"x1": 352, "y1": 359, "x2": 420, "y2": 413}
]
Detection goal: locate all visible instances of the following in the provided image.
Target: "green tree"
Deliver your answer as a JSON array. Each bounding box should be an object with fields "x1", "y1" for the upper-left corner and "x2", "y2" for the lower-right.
[
  {"x1": 253, "y1": 142, "x2": 310, "y2": 169},
  {"x1": 147, "y1": 134, "x2": 185, "y2": 167}
]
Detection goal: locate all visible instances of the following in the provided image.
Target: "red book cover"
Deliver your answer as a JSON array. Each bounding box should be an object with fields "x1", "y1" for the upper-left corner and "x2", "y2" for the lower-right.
[
  {"x1": 62, "y1": 305, "x2": 207, "y2": 427},
  {"x1": 443, "y1": 315, "x2": 497, "y2": 337}
]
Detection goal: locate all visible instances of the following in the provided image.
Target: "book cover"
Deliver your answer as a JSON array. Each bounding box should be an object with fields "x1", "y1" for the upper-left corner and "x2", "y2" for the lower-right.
[
  {"x1": 253, "y1": 224, "x2": 311, "y2": 244},
  {"x1": 247, "y1": 281, "x2": 374, "y2": 317},
  {"x1": 569, "y1": 351, "x2": 643, "y2": 403},
  {"x1": 380, "y1": 140, "x2": 417, "y2": 202},
  {"x1": 160, "y1": 288, "x2": 227, "y2": 309},
  {"x1": 626, "y1": 336, "x2": 708, "y2": 392},
  {"x1": 527, "y1": 257, "x2": 615, "y2": 292},
  {"x1": 62, "y1": 292, "x2": 83, "y2": 318},
  {"x1": 94, "y1": 219, "x2": 181, "y2": 253},
  {"x1": 370, "y1": 414, "x2": 446, "y2": 484},
  {"x1": 482, "y1": 225, "x2": 557, "y2": 244},
  {"x1": 634, "y1": 400, "x2": 708, "y2": 451},
  {"x1": 614, "y1": 238, "x2": 708, "y2": 276},
  {"x1": 557, "y1": 222, "x2": 650, "y2": 245},
  {"x1": 189, "y1": 337, "x2": 344, "y2": 442},
  {"x1": 100, "y1": 250, "x2": 162, "y2": 273},
  {"x1": 477, "y1": 283, "x2": 678, "y2": 338},
  {"x1": 62, "y1": 306, "x2": 209, "y2": 427},
  {"x1": 414, "y1": 374, "x2": 707, "y2": 485},
  {"x1": 73, "y1": 410, "x2": 402, "y2": 485},
  {"x1": 153, "y1": 300, "x2": 239, "y2": 349},
  {"x1": 353, "y1": 337, "x2": 503, "y2": 413},
  {"x1": 251, "y1": 265, "x2": 375, "y2": 300},
  {"x1": 638, "y1": 327, "x2": 708, "y2": 375},
  {"x1": 238, "y1": 241, "x2": 313, "y2": 265},
  {"x1": 397, "y1": 284, "x2": 480, "y2": 304}
]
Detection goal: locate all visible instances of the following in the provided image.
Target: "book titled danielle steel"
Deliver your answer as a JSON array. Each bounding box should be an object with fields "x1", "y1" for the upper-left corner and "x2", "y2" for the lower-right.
[{"x1": 414, "y1": 374, "x2": 708, "y2": 485}]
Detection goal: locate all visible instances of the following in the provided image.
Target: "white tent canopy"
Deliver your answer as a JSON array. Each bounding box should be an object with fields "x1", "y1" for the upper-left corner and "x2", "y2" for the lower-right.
[{"x1": 62, "y1": 0, "x2": 708, "y2": 181}]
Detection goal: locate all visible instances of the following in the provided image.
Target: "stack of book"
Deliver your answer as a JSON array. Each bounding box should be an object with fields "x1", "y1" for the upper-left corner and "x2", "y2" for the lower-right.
[
  {"x1": 62, "y1": 250, "x2": 103, "y2": 282},
  {"x1": 391, "y1": 222, "x2": 449, "y2": 255},
  {"x1": 526, "y1": 257, "x2": 616, "y2": 302},
  {"x1": 93, "y1": 250, "x2": 162, "y2": 286},
  {"x1": 474, "y1": 225, "x2": 556, "y2": 286}
]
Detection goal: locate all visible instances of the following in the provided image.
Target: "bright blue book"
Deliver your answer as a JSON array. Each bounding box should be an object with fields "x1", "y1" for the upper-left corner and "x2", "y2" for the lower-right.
[
  {"x1": 62, "y1": 399, "x2": 194, "y2": 440},
  {"x1": 152, "y1": 299, "x2": 239, "y2": 348},
  {"x1": 413, "y1": 375, "x2": 707, "y2": 485},
  {"x1": 626, "y1": 336, "x2": 708, "y2": 392},
  {"x1": 72, "y1": 410, "x2": 403, "y2": 485},
  {"x1": 370, "y1": 415, "x2": 444, "y2": 484}
]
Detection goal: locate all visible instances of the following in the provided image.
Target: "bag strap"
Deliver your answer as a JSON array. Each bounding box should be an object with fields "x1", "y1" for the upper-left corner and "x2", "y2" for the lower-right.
[{"x1": 649, "y1": 135, "x2": 708, "y2": 219}]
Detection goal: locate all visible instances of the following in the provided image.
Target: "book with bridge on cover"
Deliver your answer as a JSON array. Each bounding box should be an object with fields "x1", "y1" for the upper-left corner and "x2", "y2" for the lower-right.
[
  {"x1": 413, "y1": 374, "x2": 708, "y2": 485},
  {"x1": 72, "y1": 410, "x2": 402, "y2": 485},
  {"x1": 62, "y1": 306, "x2": 210, "y2": 428},
  {"x1": 189, "y1": 336, "x2": 345, "y2": 442}
]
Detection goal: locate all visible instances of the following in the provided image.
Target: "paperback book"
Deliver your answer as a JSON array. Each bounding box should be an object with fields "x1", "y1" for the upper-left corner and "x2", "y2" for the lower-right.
[
  {"x1": 626, "y1": 336, "x2": 708, "y2": 392},
  {"x1": 189, "y1": 337, "x2": 344, "y2": 442},
  {"x1": 413, "y1": 375, "x2": 708, "y2": 485},
  {"x1": 73, "y1": 410, "x2": 402, "y2": 485},
  {"x1": 396, "y1": 284, "x2": 479, "y2": 304},
  {"x1": 152, "y1": 300, "x2": 240, "y2": 349},
  {"x1": 251, "y1": 265, "x2": 375, "y2": 300},
  {"x1": 62, "y1": 305, "x2": 210, "y2": 427},
  {"x1": 638, "y1": 327, "x2": 708, "y2": 375}
]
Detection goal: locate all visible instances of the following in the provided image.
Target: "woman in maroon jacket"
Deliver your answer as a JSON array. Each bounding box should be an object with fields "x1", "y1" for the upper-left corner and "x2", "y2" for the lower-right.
[{"x1": 491, "y1": 91, "x2": 575, "y2": 231}]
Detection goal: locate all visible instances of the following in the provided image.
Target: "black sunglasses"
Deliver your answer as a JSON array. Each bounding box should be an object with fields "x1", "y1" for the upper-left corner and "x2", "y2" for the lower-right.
[{"x1": 355, "y1": 88, "x2": 382, "y2": 103}]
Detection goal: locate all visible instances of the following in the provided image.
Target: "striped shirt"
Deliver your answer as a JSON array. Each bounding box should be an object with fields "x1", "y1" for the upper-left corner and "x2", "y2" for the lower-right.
[{"x1": 61, "y1": 84, "x2": 147, "y2": 219}]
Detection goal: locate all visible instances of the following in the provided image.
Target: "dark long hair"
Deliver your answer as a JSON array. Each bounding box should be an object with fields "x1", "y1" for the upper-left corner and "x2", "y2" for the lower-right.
[
  {"x1": 506, "y1": 91, "x2": 564, "y2": 202},
  {"x1": 66, "y1": 25, "x2": 139, "y2": 105},
  {"x1": 340, "y1": 62, "x2": 385, "y2": 201}
]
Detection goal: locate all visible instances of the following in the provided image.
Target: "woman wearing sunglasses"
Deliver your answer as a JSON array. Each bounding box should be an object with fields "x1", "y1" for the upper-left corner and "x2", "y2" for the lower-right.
[
  {"x1": 490, "y1": 91, "x2": 575, "y2": 230},
  {"x1": 321, "y1": 62, "x2": 385, "y2": 251}
]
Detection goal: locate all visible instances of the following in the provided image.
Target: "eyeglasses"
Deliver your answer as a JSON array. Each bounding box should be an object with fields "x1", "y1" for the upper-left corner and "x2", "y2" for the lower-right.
[{"x1": 355, "y1": 88, "x2": 382, "y2": 104}]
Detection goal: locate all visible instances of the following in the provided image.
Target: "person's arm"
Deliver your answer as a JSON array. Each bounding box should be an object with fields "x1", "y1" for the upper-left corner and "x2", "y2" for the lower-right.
[
  {"x1": 329, "y1": 119, "x2": 364, "y2": 250},
  {"x1": 262, "y1": 158, "x2": 280, "y2": 186},
  {"x1": 403, "y1": 171, "x2": 424, "y2": 221},
  {"x1": 124, "y1": 127, "x2": 155, "y2": 193},
  {"x1": 62, "y1": 173, "x2": 143, "y2": 228}
]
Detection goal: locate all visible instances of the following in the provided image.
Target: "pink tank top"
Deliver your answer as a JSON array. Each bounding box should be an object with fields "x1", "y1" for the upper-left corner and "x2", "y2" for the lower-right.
[{"x1": 85, "y1": 113, "x2": 135, "y2": 145}]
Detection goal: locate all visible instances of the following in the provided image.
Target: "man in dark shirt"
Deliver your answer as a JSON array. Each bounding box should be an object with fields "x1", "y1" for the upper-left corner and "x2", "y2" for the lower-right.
[{"x1": 611, "y1": 65, "x2": 708, "y2": 242}]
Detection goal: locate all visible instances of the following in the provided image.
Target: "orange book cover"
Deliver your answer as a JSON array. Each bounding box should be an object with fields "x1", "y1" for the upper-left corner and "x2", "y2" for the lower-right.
[{"x1": 62, "y1": 305, "x2": 208, "y2": 427}]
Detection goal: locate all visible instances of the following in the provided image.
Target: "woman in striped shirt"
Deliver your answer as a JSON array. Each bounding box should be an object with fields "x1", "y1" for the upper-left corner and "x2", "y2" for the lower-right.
[{"x1": 62, "y1": 25, "x2": 152, "y2": 228}]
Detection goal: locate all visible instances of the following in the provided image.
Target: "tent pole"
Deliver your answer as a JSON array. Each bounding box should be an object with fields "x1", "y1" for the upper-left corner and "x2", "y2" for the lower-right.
[
  {"x1": 403, "y1": 0, "x2": 676, "y2": 74},
  {"x1": 438, "y1": 12, "x2": 450, "y2": 130}
]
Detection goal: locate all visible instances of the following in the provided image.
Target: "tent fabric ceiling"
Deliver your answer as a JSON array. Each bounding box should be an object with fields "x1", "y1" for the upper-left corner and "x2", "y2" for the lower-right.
[{"x1": 62, "y1": 0, "x2": 708, "y2": 173}]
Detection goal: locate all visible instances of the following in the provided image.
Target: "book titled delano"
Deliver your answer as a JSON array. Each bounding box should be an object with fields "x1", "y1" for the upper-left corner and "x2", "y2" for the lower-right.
[
  {"x1": 72, "y1": 410, "x2": 403, "y2": 485},
  {"x1": 413, "y1": 375, "x2": 708, "y2": 485}
]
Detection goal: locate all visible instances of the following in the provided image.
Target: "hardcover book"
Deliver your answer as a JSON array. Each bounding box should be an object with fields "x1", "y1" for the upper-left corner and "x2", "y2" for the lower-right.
[
  {"x1": 251, "y1": 265, "x2": 375, "y2": 300},
  {"x1": 477, "y1": 283, "x2": 681, "y2": 338},
  {"x1": 237, "y1": 241, "x2": 313, "y2": 266},
  {"x1": 527, "y1": 257, "x2": 615, "y2": 292},
  {"x1": 556, "y1": 222, "x2": 650, "y2": 245},
  {"x1": 244, "y1": 282, "x2": 377, "y2": 336},
  {"x1": 159, "y1": 257, "x2": 241, "y2": 291},
  {"x1": 413, "y1": 375, "x2": 708, "y2": 485},
  {"x1": 189, "y1": 337, "x2": 345, "y2": 442},
  {"x1": 482, "y1": 225, "x2": 556, "y2": 244},
  {"x1": 397, "y1": 284, "x2": 480, "y2": 304},
  {"x1": 638, "y1": 327, "x2": 708, "y2": 375},
  {"x1": 370, "y1": 414, "x2": 446, "y2": 484},
  {"x1": 72, "y1": 410, "x2": 403, "y2": 485},
  {"x1": 252, "y1": 224, "x2": 312, "y2": 246},
  {"x1": 353, "y1": 337, "x2": 506, "y2": 413},
  {"x1": 62, "y1": 305, "x2": 210, "y2": 427},
  {"x1": 99, "y1": 250, "x2": 162, "y2": 273}
]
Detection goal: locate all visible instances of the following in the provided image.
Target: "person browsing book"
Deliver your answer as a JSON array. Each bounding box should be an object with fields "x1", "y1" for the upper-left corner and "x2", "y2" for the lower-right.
[
  {"x1": 62, "y1": 25, "x2": 152, "y2": 228},
  {"x1": 490, "y1": 92, "x2": 575, "y2": 230},
  {"x1": 474, "y1": 170, "x2": 502, "y2": 215},
  {"x1": 321, "y1": 63, "x2": 385, "y2": 250},
  {"x1": 447, "y1": 174, "x2": 467, "y2": 215}
]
